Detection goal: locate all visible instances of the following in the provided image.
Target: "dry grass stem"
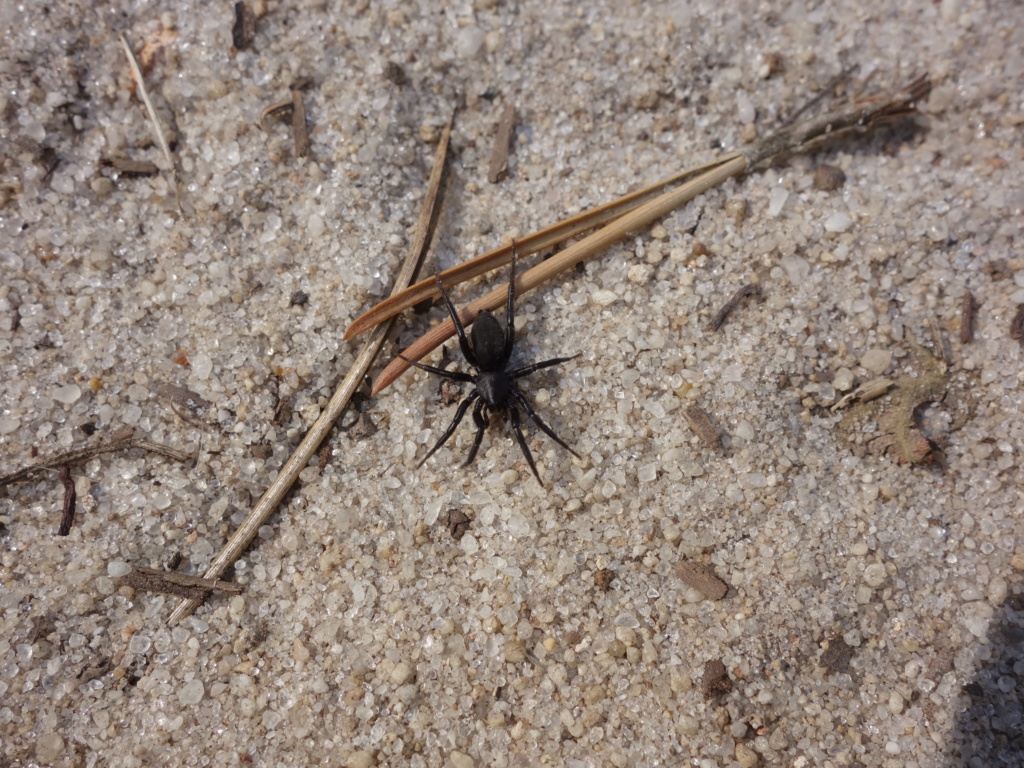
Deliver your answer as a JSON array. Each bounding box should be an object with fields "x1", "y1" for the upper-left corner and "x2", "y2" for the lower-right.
[
  {"x1": 167, "y1": 112, "x2": 454, "y2": 625},
  {"x1": 343, "y1": 153, "x2": 741, "y2": 341},
  {"x1": 361, "y1": 74, "x2": 930, "y2": 396},
  {"x1": 118, "y1": 33, "x2": 181, "y2": 211}
]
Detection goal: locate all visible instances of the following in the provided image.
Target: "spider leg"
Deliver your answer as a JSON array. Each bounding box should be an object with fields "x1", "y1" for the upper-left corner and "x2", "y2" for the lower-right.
[
  {"x1": 503, "y1": 240, "x2": 518, "y2": 359},
  {"x1": 398, "y1": 354, "x2": 474, "y2": 382},
  {"x1": 510, "y1": 388, "x2": 580, "y2": 458},
  {"x1": 510, "y1": 353, "x2": 580, "y2": 380},
  {"x1": 435, "y1": 274, "x2": 478, "y2": 367},
  {"x1": 463, "y1": 399, "x2": 488, "y2": 467},
  {"x1": 507, "y1": 402, "x2": 543, "y2": 485},
  {"x1": 418, "y1": 391, "x2": 480, "y2": 468}
]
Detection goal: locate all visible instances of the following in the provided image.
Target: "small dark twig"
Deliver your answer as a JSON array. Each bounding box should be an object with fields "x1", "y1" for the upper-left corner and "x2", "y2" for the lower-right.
[
  {"x1": 709, "y1": 283, "x2": 759, "y2": 331},
  {"x1": 1, "y1": 428, "x2": 191, "y2": 489},
  {"x1": 960, "y1": 290, "x2": 977, "y2": 344},
  {"x1": 57, "y1": 465, "x2": 76, "y2": 536},
  {"x1": 121, "y1": 566, "x2": 244, "y2": 600}
]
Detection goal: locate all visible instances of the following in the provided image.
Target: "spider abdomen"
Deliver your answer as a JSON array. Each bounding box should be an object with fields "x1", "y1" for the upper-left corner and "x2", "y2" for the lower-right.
[{"x1": 470, "y1": 311, "x2": 508, "y2": 371}]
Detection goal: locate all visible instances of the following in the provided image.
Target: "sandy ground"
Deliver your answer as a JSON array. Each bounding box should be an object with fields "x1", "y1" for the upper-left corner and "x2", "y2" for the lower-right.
[{"x1": 1, "y1": 1, "x2": 1022, "y2": 766}]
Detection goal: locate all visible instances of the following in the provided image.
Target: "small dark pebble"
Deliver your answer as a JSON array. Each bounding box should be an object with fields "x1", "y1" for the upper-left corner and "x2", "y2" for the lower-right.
[
  {"x1": 813, "y1": 163, "x2": 846, "y2": 192},
  {"x1": 289, "y1": 290, "x2": 309, "y2": 307},
  {"x1": 820, "y1": 635, "x2": 855, "y2": 674},
  {"x1": 384, "y1": 61, "x2": 407, "y2": 86}
]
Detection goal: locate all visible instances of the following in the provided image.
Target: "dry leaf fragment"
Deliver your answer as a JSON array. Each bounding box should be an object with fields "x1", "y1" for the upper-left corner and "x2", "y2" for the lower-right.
[
  {"x1": 682, "y1": 405, "x2": 722, "y2": 451},
  {"x1": 675, "y1": 561, "x2": 728, "y2": 600},
  {"x1": 488, "y1": 103, "x2": 515, "y2": 183}
]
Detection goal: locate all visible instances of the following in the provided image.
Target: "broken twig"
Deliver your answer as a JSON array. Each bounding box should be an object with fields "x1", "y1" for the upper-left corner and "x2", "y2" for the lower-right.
[
  {"x1": 355, "y1": 74, "x2": 931, "y2": 395},
  {"x1": 709, "y1": 283, "x2": 759, "y2": 331},
  {"x1": 1, "y1": 428, "x2": 191, "y2": 489},
  {"x1": 57, "y1": 465, "x2": 76, "y2": 536},
  {"x1": 118, "y1": 33, "x2": 181, "y2": 211},
  {"x1": 167, "y1": 111, "x2": 455, "y2": 625},
  {"x1": 122, "y1": 566, "x2": 244, "y2": 600}
]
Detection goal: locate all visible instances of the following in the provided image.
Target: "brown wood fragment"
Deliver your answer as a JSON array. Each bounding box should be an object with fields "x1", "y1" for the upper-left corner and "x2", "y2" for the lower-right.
[
  {"x1": 121, "y1": 566, "x2": 243, "y2": 600},
  {"x1": 674, "y1": 561, "x2": 728, "y2": 600},
  {"x1": 682, "y1": 405, "x2": 722, "y2": 451},
  {"x1": 57, "y1": 465, "x2": 76, "y2": 536},
  {"x1": 709, "y1": 283, "x2": 758, "y2": 331},
  {"x1": 99, "y1": 157, "x2": 160, "y2": 177},
  {"x1": 929, "y1": 316, "x2": 951, "y2": 364},
  {"x1": 959, "y1": 290, "x2": 976, "y2": 344},
  {"x1": 232, "y1": 2, "x2": 256, "y2": 50},
  {"x1": 488, "y1": 103, "x2": 516, "y2": 183},
  {"x1": 701, "y1": 659, "x2": 732, "y2": 700},
  {"x1": 812, "y1": 163, "x2": 846, "y2": 191},
  {"x1": 291, "y1": 88, "x2": 309, "y2": 157},
  {"x1": 1010, "y1": 304, "x2": 1024, "y2": 347}
]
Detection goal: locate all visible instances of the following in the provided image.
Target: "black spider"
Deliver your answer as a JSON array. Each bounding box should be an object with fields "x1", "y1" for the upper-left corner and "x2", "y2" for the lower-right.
[{"x1": 402, "y1": 244, "x2": 579, "y2": 484}]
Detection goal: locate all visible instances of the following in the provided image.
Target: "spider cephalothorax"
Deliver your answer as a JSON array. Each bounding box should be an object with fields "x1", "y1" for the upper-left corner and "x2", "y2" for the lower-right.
[{"x1": 402, "y1": 243, "x2": 578, "y2": 484}]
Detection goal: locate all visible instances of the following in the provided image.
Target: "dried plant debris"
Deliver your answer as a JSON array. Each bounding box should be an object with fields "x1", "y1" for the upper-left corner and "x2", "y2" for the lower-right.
[
  {"x1": 682, "y1": 405, "x2": 723, "y2": 451},
  {"x1": 838, "y1": 343, "x2": 969, "y2": 464},
  {"x1": 232, "y1": 1, "x2": 256, "y2": 51},
  {"x1": 830, "y1": 378, "x2": 893, "y2": 413},
  {"x1": 259, "y1": 79, "x2": 312, "y2": 157},
  {"x1": 154, "y1": 381, "x2": 211, "y2": 421},
  {"x1": 812, "y1": 163, "x2": 846, "y2": 191},
  {"x1": 121, "y1": 566, "x2": 243, "y2": 600},
  {"x1": 488, "y1": 103, "x2": 516, "y2": 183},
  {"x1": 1, "y1": 427, "x2": 191, "y2": 488},
  {"x1": 929, "y1": 316, "x2": 952, "y2": 364},
  {"x1": 259, "y1": 98, "x2": 294, "y2": 131},
  {"x1": 701, "y1": 659, "x2": 732, "y2": 700},
  {"x1": 444, "y1": 508, "x2": 471, "y2": 541},
  {"x1": 1010, "y1": 305, "x2": 1024, "y2": 347},
  {"x1": 674, "y1": 560, "x2": 728, "y2": 600},
  {"x1": 594, "y1": 568, "x2": 616, "y2": 591},
  {"x1": 383, "y1": 61, "x2": 407, "y2": 85},
  {"x1": 99, "y1": 157, "x2": 160, "y2": 177},
  {"x1": 708, "y1": 283, "x2": 759, "y2": 331},
  {"x1": 959, "y1": 290, "x2": 977, "y2": 344},
  {"x1": 57, "y1": 465, "x2": 76, "y2": 536},
  {"x1": 819, "y1": 634, "x2": 855, "y2": 674},
  {"x1": 291, "y1": 84, "x2": 310, "y2": 158}
]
